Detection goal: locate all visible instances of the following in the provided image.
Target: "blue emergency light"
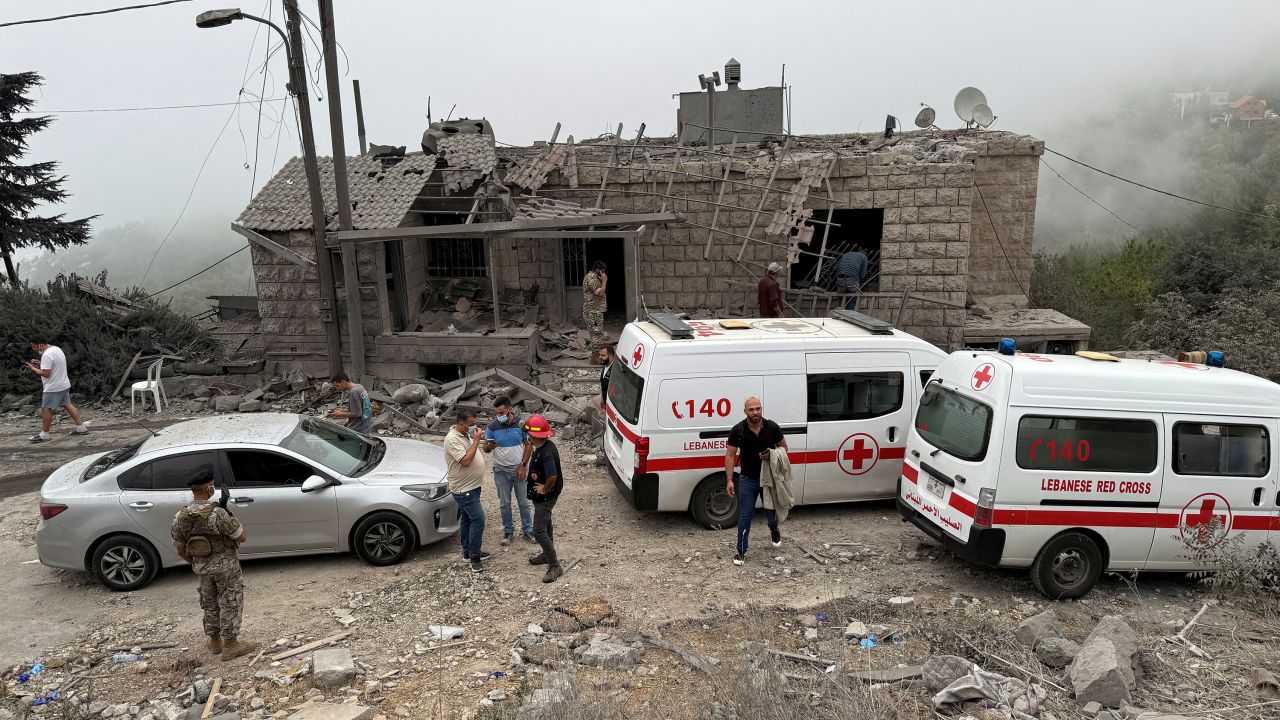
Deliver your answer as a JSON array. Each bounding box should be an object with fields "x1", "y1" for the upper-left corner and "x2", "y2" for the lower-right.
[
  {"x1": 998, "y1": 338, "x2": 1016, "y2": 356},
  {"x1": 1207, "y1": 351, "x2": 1225, "y2": 368}
]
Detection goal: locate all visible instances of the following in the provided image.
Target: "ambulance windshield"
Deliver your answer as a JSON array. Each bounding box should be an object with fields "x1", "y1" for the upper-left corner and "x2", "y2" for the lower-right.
[
  {"x1": 915, "y1": 384, "x2": 991, "y2": 461},
  {"x1": 609, "y1": 362, "x2": 645, "y2": 425}
]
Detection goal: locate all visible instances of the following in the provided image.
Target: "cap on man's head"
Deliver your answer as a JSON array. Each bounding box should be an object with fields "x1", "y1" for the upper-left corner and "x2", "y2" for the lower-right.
[
  {"x1": 187, "y1": 469, "x2": 215, "y2": 488},
  {"x1": 767, "y1": 262, "x2": 783, "y2": 274}
]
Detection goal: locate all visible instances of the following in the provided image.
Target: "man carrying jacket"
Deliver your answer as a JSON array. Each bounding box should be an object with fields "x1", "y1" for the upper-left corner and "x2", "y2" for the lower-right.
[{"x1": 724, "y1": 395, "x2": 787, "y2": 566}]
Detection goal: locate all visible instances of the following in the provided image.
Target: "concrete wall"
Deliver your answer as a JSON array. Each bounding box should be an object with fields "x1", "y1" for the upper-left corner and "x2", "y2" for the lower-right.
[{"x1": 677, "y1": 86, "x2": 785, "y2": 144}]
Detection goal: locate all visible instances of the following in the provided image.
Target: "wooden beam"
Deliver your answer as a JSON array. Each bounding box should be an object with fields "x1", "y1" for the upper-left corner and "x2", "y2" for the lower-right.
[
  {"x1": 329, "y1": 212, "x2": 684, "y2": 243},
  {"x1": 231, "y1": 224, "x2": 315, "y2": 267},
  {"x1": 112, "y1": 350, "x2": 143, "y2": 399},
  {"x1": 270, "y1": 631, "x2": 351, "y2": 662},
  {"x1": 494, "y1": 368, "x2": 584, "y2": 416},
  {"x1": 200, "y1": 678, "x2": 221, "y2": 719},
  {"x1": 497, "y1": 230, "x2": 644, "y2": 239}
]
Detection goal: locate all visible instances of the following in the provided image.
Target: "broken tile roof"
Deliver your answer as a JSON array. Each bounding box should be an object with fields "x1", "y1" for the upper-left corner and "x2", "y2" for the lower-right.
[
  {"x1": 514, "y1": 197, "x2": 610, "y2": 220},
  {"x1": 237, "y1": 153, "x2": 438, "y2": 232},
  {"x1": 437, "y1": 133, "x2": 497, "y2": 174}
]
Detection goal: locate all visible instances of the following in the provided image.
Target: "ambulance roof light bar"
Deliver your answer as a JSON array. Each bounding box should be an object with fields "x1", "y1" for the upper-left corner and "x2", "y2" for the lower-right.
[
  {"x1": 831, "y1": 309, "x2": 894, "y2": 335},
  {"x1": 648, "y1": 312, "x2": 695, "y2": 339}
]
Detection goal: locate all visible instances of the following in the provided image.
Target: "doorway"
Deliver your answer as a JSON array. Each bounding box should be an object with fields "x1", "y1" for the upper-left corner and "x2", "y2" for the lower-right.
[
  {"x1": 789, "y1": 209, "x2": 884, "y2": 292},
  {"x1": 564, "y1": 237, "x2": 626, "y2": 321}
]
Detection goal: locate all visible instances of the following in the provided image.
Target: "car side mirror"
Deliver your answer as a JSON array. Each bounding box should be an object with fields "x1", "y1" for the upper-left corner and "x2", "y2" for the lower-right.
[{"x1": 301, "y1": 476, "x2": 329, "y2": 493}]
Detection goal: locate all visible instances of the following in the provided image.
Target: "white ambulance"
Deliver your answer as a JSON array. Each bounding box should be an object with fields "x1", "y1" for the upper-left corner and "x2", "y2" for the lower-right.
[
  {"x1": 604, "y1": 311, "x2": 946, "y2": 528},
  {"x1": 898, "y1": 348, "x2": 1280, "y2": 599}
]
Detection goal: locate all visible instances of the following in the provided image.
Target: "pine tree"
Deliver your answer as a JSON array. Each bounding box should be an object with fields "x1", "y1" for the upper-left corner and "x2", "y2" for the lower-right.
[{"x1": 0, "y1": 72, "x2": 96, "y2": 287}]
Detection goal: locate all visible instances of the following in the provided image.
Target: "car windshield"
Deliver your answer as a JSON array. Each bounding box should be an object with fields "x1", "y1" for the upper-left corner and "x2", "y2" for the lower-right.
[
  {"x1": 279, "y1": 417, "x2": 381, "y2": 476},
  {"x1": 915, "y1": 383, "x2": 992, "y2": 461},
  {"x1": 81, "y1": 437, "x2": 148, "y2": 482}
]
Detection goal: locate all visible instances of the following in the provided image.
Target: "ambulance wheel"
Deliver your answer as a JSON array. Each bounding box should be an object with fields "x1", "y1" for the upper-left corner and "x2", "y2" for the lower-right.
[
  {"x1": 690, "y1": 476, "x2": 738, "y2": 530},
  {"x1": 1031, "y1": 532, "x2": 1103, "y2": 600}
]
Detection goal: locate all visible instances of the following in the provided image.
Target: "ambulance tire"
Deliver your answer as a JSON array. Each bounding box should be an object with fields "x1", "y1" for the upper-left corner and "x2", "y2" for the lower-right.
[
  {"x1": 1031, "y1": 531, "x2": 1103, "y2": 600},
  {"x1": 690, "y1": 475, "x2": 738, "y2": 530}
]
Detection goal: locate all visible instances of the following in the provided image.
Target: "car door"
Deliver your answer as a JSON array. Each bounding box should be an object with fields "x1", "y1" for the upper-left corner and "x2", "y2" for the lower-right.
[
  {"x1": 218, "y1": 448, "x2": 339, "y2": 554},
  {"x1": 117, "y1": 451, "x2": 221, "y2": 549},
  {"x1": 1146, "y1": 416, "x2": 1278, "y2": 570},
  {"x1": 802, "y1": 352, "x2": 911, "y2": 503}
]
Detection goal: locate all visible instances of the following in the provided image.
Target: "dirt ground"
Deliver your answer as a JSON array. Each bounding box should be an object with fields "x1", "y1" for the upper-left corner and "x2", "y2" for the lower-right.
[{"x1": 1, "y1": 409, "x2": 1277, "y2": 719}]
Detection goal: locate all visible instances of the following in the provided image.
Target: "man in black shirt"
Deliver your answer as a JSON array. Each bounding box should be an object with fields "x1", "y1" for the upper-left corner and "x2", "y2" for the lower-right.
[
  {"x1": 524, "y1": 414, "x2": 565, "y2": 583},
  {"x1": 725, "y1": 395, "x2": 787, "y2": 565}
]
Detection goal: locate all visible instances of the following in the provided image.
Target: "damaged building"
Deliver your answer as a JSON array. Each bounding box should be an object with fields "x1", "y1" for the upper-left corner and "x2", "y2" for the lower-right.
[{"x1": 234, "y1": 61, "x2": 1087, "y2": 382}]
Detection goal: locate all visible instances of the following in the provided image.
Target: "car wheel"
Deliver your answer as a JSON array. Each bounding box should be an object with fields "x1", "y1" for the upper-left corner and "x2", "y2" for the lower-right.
[
  {"x1": 354, "y1": 512, "x2": 416, "y2": 566},
  {"x1": 1031, "y1": 531, "x2": 1103, "y2": 600},
  {"x1": 690, "y1": 475, "x2": 738, "y2": 530},
  {"x1": 91, "y1": 535, "x2": 160, "y2": 591}
]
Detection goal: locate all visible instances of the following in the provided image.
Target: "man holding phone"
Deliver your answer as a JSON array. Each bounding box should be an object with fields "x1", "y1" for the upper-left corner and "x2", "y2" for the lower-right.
[
  {"x1": 445, "y1": 409, "x2": 489, "y2": 573},
  {"x1": 27, "y1": 336, "x2": 89, "y2": 443},
  {"x1": 724, "y1": 395, "x2": 787, "y2": 566}
]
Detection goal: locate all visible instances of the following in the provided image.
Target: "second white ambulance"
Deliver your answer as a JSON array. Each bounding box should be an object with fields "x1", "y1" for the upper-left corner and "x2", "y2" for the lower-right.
[
  {"x1": 604, "y1": 311, "x2": 945, "y2": 528},
  {"x1": 898, "y1": 348, "x2": 1280, "y2": 598}
]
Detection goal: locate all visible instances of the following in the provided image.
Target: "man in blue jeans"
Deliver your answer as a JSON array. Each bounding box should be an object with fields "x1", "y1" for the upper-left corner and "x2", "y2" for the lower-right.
[
  {"x1": 444, "y1": 408, "x2": 489, "y2": 572},
  {"x1": 483, "y1": 397, "x2": 535, "y2": 545},
  {"x1": 724, "y1": 395, "x2": 787, "y2": 566}
]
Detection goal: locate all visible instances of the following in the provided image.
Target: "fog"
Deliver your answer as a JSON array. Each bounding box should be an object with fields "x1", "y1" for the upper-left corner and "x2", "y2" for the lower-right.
[{"x1": 4, "y1": 0, "x2": 1280, "y2": 283}]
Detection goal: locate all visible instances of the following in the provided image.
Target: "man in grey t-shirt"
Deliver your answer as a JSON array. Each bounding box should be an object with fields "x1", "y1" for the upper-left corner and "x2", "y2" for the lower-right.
[
  {"x1": 329, "y1": 372, "x2": 373, "y2": 435},
  {"x1": 27, "y1": 336, "x2": 89, "y2": 443}
]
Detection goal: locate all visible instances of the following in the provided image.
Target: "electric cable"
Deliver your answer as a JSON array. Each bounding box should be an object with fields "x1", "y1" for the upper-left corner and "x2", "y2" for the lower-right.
[{"x1": 0, "y1": 0, "x2": 195, "y2": 28}]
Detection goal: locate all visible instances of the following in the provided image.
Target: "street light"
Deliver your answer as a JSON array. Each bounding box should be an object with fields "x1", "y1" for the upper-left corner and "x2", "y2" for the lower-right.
[{"x1": 196, "y1": 8, "x2": 290, "y2": 66}]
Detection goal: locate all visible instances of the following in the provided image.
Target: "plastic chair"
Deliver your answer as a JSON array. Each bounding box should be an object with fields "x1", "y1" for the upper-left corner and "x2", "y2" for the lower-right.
[{"x1": 130, "y1": 358, "x2": 168, "y2": 414}]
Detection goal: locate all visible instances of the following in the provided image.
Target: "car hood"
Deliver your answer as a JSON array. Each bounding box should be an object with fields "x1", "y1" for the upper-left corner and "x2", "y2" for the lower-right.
[
  {"x1": 40, "y1": 451, "x2": 111, "y2": 498},
  {"x1": 357, "y1": 437, "x2": 448, "y2": 486}
]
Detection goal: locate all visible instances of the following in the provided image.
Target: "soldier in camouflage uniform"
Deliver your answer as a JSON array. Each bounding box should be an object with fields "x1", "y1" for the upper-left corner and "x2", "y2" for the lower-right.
[
  {"x1": 170, "y1": 471, "x2": 258, "y2": 660},
  {"x1": 582, "y1": 260, "x2": 608, "y2": 345}
]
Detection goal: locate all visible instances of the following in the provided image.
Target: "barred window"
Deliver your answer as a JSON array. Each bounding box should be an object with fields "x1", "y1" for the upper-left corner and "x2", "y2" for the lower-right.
[
  {"x1": 426, "y1": 237, "x2": 487, "y2": 278},
  {"x1": 564, "y1": 238, "x2": 587, "y2": 286}
]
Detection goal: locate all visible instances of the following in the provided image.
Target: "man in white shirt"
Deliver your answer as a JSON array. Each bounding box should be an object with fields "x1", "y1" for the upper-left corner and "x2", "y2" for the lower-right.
[{"x1": 26, "y1": 336, "x2": 89, "y2": 443}]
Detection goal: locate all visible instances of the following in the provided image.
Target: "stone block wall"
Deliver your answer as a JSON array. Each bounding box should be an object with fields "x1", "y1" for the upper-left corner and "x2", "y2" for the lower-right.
[
  {"x1": 250, "y1": 231, "x2": 327, "y2": 370},
  {"x1": 966, "y1": 135, "x2": 1042, "y2": 302}
]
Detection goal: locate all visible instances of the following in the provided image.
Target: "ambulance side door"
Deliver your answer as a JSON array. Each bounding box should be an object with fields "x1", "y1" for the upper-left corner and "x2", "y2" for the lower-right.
[
  {"x1": 1146, "y1": 416, "x2": 1278, "y2": 570},
  {"x1": 802, "y1": 352, "x2": 911, "y2": 504}
]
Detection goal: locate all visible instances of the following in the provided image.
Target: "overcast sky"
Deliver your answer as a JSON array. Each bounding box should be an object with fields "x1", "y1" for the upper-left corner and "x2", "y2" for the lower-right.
[{"x1": 5, "y1": 0, "x2": 1280, "y2": 238}]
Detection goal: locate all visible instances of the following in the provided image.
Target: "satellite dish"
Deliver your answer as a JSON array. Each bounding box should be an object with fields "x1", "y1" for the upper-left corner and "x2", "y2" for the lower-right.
[
  {"x1": 972, "y1": 103, "x2": 996, "y2": 128},
  {"x1": 914, "y1": 105, "x2": 936, "y2": 128},
  {"x1": 954, "y1": 86, "x2": 988, "y2": 124}
]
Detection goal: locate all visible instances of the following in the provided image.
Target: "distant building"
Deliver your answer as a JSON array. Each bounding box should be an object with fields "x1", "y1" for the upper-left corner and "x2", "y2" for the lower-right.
[
  {"x1": 1171, "y1": 90, "x2": 1230, "y2": 121},
  {"x1": 1230, "y1": 95, "x2": 1268, "y2": 122}
]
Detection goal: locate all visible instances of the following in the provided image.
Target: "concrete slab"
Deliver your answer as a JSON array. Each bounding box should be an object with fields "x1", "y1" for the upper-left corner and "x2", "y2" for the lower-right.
[{"x1": 285, "y1": 704, "x2": 372, "y2": 720}]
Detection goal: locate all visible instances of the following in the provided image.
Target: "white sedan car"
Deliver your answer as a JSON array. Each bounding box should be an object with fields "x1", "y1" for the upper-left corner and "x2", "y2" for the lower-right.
[{"x1": 36, "y1": 414, "x2": 458, "y2": 591}]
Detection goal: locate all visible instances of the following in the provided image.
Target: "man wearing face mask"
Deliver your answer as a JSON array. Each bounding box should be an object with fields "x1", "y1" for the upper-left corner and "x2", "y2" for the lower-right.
[
  {"x1": 483, "y1": 396, "x2": 534, "y2": 546},
  {"x1": 445, "y1": 408, "x2": 489, "y2": 573}
]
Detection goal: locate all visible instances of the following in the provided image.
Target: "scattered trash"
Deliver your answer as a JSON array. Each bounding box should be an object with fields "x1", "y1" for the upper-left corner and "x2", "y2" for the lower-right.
[
  {"x1": 429, "y1": 625, "x2": 465, "y2": 641},
  {"x1": 18, "y1": 662, "x2": 44, "y2": 682},
  {"x1": 112, "y1": 652, "x2": 144, "y2": 663},
  {"x1": 859, "y1": 636, "x2": 877, "y2": 650},
  {"x1": 815, "y1": 613, "x2": 829, "y2": 622},
  {"x1": 31, "y1": 690, "x2": 60, "y2": 706},
  {"x1": 488, "y1": 671, "x2": 507, "y2": 679}
]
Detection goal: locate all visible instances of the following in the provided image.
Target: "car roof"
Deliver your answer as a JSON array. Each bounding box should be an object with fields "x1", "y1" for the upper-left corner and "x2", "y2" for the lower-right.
[
  {"x1": 138, "y1": 413, "x2": 300, "y2": 455},
  {"x1": 633, "y1": 317, "x2": 937, "y2": 347}
]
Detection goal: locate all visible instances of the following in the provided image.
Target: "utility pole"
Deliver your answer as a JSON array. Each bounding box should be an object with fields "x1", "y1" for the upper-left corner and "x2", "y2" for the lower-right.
[
  {"x1": 281, "y1": 0, "x2": 342, "y2": 377},
  {"x1": 317, "y1": 0, "x2": 366, "y2": 379}
]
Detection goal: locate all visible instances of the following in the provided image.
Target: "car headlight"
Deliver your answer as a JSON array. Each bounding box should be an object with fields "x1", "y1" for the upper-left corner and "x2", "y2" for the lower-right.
[{"x1": 401, "y1": 483, "x2": 449, "y2": 501}]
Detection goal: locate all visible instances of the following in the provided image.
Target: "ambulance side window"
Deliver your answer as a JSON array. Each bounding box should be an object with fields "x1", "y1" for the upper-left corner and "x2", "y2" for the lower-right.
[
  {"x1": 806, "y1": 372, "x2": 903, "y2": 422},
  {"x1": 1015, "y1": 416, "x2": 1157, "y2": 472},
  {"x1": 1173, "y1": 423, "x2": 1269, "y2": 478}
]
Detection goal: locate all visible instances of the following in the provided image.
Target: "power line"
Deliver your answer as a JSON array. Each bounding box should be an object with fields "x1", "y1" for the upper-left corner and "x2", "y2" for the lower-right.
[
  {"x1": 0, "y1": 0, "x2": 196, "y2": 28},
  {"x1": 1044, "y1": 147, "x2": 1280, "y2": 223},
  {"x1": 1039, "y1": 157, "x2": 1142, "y2": 234},
  {"x1": 13, "y1": 98, "x2": 287, "y2": 114},
  {"x1": 147, "y1": 247, "x2": 250, "y2": 298}
]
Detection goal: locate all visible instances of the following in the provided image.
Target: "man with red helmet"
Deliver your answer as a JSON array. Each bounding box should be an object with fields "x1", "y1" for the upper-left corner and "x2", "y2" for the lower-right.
[{"x1": 523, "y1": 414, "x2": 565, "y2": 583}]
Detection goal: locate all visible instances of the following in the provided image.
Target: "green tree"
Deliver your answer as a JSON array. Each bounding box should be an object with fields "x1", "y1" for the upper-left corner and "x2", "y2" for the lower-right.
[{"x1": 0, "y1": 72, "x2": 96, "y2": 287}]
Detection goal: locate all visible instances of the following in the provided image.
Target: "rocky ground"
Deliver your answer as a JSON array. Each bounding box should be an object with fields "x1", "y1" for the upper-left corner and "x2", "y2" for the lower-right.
[{"x1": 1, "y1": 397, "x2": 1278, "y2": 720}]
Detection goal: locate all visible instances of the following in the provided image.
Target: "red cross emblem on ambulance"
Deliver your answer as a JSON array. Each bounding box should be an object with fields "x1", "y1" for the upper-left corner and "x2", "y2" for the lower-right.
[
  {"x1": 631, "y1": 343, "x2": 645, "y2": 369},
  {"x1": 837, "y1": 433, "x2": 880, "y2": 476},
  {"x1": 971, "y1": 363, "x2": 996, "y2": 391},
  {"x1": 1179, "y1": 493, "x2": 1232, "y2": 548}
]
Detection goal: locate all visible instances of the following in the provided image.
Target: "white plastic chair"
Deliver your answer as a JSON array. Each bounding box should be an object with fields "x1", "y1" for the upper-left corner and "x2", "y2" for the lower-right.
[{"x1": 131, "y1": 358, "x2": 168, "y2": 414}]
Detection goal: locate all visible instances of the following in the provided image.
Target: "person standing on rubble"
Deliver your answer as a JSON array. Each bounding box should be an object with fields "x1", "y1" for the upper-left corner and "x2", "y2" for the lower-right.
[
  {"x1": 524, "y1": 415, "x2": 565, "y2": 583},
  {"x1": 329, "y1": 373, "x2": 373, "y2": 435},
  {"x1": 170, "y1": 470, "x2": 258, "y2": 660},
  {"x1": 724, "y1": 395, "x2": 787, "y2": 566},
  {"x1": 834, "y1": 245, "x2": 869, "y2": 310},
  {"x1": 483, "y1": 396, "x2": 535, "y2": 546},
  {"x1": 757, "y1": 262, "x2": 785, "y2": 318},
  {"x1": 446, "y1": 408, "x2": 490, "y2": 573},
  {"x1": 26, "y1": 336, "x2": 89, "y2": 443},
  {"x1": 582, "y1": 260, "x2": 608, "y2": 345}
]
